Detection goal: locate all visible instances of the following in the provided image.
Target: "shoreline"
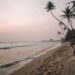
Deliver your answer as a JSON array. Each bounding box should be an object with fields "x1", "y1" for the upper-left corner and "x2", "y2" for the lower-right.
[
  {"x1": 5, "y1": 43, "x2": 61, "y2": 75},
  {"x1": 7, "y1": 43, "x2": 62, "y2": 75},
  {"x1": 0, "y1": 42, "x2": 59, "y2": 75},
  {"x1": 8, "y1": 42, "x2": 75, "y2": 75}
]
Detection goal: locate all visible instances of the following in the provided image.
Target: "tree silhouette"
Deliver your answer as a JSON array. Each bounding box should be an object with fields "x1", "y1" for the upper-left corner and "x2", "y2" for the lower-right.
[
  {"x1": 45, "y1": 0, "x2": 75, "y2": 55},
  {"x1": 60, "y1": 6, "x2": 75, "y2": 30},
  {"x1": 68, "y1": 0, "x2": 75, "y2": 9},
  {"x1": 45, "y1": 1, "x2": 70, "y2": 30}
]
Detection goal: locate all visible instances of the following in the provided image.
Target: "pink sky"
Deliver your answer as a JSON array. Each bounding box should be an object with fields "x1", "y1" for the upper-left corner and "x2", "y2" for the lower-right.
[{"x1": 0, "y1": 0, "x2": 73, "y2": 42}]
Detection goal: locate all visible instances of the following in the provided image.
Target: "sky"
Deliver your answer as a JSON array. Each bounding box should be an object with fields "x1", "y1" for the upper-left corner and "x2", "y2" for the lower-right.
[{"x1": 0, "y1": 0, "x2": 73, "y2": 42}]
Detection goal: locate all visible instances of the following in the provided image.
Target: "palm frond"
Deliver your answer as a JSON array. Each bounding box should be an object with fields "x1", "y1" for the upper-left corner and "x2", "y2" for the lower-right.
[
  {"x1": 71, "y1": 0, "x2": 75, "y2": 8},
  {"x1": 67, "y1": 0, "x2": 75, "y2": 8},
  {"x1": 60, "y1": 6, "x2": 75, "y2": 20},
  {"x1": 60, "y1": 15, "x2": 66, "y2": 19},
  {"x1": 45, "y1": 1, "x2": 55, "y2": 12}
]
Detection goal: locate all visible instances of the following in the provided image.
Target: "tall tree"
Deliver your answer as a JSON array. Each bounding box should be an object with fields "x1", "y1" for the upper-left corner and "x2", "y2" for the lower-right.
[
  {"x1": 45, "y1": 1, "x2": 70, "y2": 30},
  {"x1": 60, "y1": 6, "x2": 75, "y2": 30}
]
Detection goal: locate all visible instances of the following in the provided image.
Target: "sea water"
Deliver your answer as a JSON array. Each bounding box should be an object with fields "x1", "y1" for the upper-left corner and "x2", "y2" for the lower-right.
[{"x1": 0, "y1": 41, "x2": 60, "y2": 75}]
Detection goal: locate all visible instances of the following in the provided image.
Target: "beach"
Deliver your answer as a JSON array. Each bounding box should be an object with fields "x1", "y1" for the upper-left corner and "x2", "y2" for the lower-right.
[
  {"x1": 0, "y1": 0, "x2": 75, "y2": 75},
  {"x1": 0, "y1": 42, "x2": 58, "y2": 75},
  {"x1": 9, "y1": 42, "x2": 75, "y2": 75}
]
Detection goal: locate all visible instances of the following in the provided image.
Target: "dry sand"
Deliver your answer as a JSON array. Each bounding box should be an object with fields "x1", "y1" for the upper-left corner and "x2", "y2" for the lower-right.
[{"x1": 9, "y1": 42, "x2": 75, "y2": 75}]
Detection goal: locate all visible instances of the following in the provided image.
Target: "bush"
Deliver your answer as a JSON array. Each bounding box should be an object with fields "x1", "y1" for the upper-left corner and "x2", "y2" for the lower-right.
[{"x1": 65, "y1": 29, "x2": 75, "y2": 44}]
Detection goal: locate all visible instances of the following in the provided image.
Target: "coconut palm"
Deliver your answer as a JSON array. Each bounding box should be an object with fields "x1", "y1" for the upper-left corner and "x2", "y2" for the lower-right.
[
  {"x1": 60, "y1": 6, "x2": 75, "y2": 30},
  {"x1": 45, "y1": 1, "x2": 70, "y2": 30},
  {"x1": 45, "y1": 1, "x2": 61, "y2": 22}
]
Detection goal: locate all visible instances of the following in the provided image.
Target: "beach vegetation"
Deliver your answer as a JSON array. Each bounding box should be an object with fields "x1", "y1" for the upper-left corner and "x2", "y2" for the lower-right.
[
  {"x1": 60, "y1": 6, "x2": 75, "y2": 30},
  {"x1": 45, "y1": 0, "x2": 75, "y2": 55},
  {"x1": 45, "y1": 0, "x2": 75, "y2": 43}
]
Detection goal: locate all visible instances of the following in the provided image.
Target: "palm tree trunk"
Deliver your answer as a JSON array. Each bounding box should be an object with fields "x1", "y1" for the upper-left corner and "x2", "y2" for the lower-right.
[{"x1": 50, "y1": 11, "x2": 70, "y2": 31}]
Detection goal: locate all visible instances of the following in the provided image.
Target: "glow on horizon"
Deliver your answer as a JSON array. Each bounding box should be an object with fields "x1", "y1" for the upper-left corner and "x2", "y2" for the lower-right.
[{"x1": 0, "y1": 0, "x2": 72, "y2": 42}]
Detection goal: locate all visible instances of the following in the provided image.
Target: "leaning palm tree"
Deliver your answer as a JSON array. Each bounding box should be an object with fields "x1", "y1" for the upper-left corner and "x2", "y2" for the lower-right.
[
  {"x1": 45, "y1": 1, "x2": 70, "y2": 30},
  {"x1": 60, "y1": 6, "x2": 75, "y2": 30},
  {"x1": 45, "y1": 1, "x2": 61, "y2": 22}
]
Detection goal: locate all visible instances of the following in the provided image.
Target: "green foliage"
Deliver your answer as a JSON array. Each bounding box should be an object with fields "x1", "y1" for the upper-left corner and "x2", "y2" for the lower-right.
[
  {"x1": 68, "y1": 0, "x2": 75, "y2": 9},
  {"x1": 60, "y1": 6, "x2": 75, "y2": 20},
  {"x1": 45, "y1": 1, "x2": 55, "y2": 12},
  {"x1": 45, "y1": 0, "x2": 75, "y2": 43},
  {"x1": 65, "y1": 29, "x2": 75, "y2": 41},
  {"x1": 60, "y1": 6, "x2": 75, "y2": 30}
]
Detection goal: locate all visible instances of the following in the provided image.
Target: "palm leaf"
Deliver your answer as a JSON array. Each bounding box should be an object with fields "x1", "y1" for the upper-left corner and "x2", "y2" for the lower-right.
[
  {"x1": 67, "y1": 0, "x2": 75, "y2": 8},
  {"x1": 45, "y1": 1, "x2": 55, "y2": 12},
  {"x1": 60, "y1": 6, "x2": 75, "y2": 20}
]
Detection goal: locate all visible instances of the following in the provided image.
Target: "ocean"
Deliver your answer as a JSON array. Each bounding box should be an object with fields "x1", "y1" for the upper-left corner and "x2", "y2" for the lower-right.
[{"x1": 0, "y1": 41, "x2": 61, "y2": 75}]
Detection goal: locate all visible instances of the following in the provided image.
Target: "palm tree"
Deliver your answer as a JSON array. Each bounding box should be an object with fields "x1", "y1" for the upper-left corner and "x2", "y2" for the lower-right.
[
  {"x1": 45, "y1": 1, "x2": 70, "y2": 30},
  {"x1": 60, "y1": 6, "x2": 75, "y2": 30}
]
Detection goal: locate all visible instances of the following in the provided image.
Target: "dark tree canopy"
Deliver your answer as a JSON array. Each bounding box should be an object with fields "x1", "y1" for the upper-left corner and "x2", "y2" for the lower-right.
[
  {"x1": 45, "y1": 1, "x2": 55, "y2": 12},
  {"x1": 65, "y1": 29, "x2": 75, "y2": 42}
]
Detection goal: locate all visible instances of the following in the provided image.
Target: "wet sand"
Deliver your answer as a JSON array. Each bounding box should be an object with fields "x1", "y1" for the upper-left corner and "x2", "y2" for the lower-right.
[{"x1": 9, "y1": 42, "x2": 75, "y2": 75}]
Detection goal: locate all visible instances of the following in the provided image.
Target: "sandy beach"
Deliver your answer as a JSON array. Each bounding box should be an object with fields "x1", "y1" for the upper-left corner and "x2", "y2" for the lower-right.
[{"x1": 9, "y1": 42, "x2": 75, "y2": 75}]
